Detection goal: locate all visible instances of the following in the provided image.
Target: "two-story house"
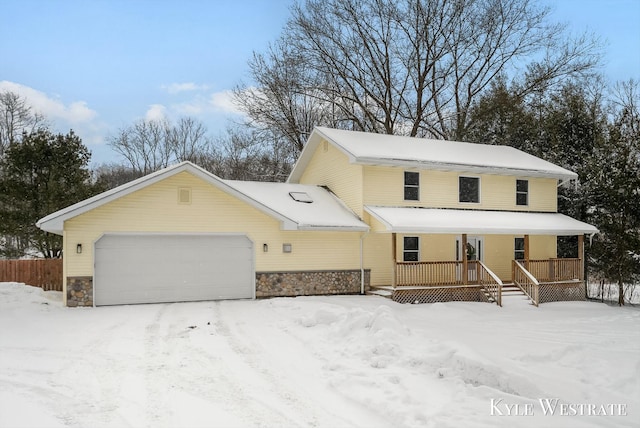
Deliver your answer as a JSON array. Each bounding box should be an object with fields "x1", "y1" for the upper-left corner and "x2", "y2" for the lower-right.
[{"x1": 37, "y1": 127, "x2": 597, "y2": 307}]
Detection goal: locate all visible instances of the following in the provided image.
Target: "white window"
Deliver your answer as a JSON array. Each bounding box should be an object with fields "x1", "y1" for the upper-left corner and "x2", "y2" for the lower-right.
[
  {"x1": 459, "y1": 176, "x2": 480, "y2": 203},
  {"x1": 404, "y1": 171, "x2": 419, "y2": 201},
  {"x1": 514, "y1": 237, "x2": 525, "y2": 260},
  {"x1": 516, "y1": 179, "x2": 528, "y2": 206},
  {"x1": 403, "y1": 236, "x2": 419, "y2": 261}
]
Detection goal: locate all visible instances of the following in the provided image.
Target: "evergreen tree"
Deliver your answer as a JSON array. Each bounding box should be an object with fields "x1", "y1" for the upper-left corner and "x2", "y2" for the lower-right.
[
  {"x1": 464, "y1": 78, "x2": 539, "y2": 154},
  {"x1": 587, "y1": 105, "x2": 640, "y2": 305},
  {"x1": 0, "y1": 129, "x2": 100, "y2": 258}
]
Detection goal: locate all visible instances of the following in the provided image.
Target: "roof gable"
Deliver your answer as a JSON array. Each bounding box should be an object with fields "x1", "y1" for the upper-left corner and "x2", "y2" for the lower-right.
[
  {"x1": 37, "y1": 161, "x2": 368, "y2": 235},
  {"x1": 289, "y1": 127, "x2": 577, "y2": 183}
]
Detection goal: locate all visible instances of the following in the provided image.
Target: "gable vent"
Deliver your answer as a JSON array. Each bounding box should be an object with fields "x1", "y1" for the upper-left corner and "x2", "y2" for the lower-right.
[
  {"x1": 178, "y1": 187, "x2": 192, "y2": 204},
  {"x1": 289, "y1": 191, "x2": 313, "y2": 203}
]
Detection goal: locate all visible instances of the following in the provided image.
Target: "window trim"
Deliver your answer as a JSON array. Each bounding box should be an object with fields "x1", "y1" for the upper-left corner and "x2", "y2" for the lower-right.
[
  {"x1": 458, "y1": 175, "x2": 481, "y2": 204},
  {"x1": 402, "y1": 236, "x2": 420, "y2": 262},
  {"x1": 516, "y1": 179, "x2": 529, "y2": 206},
  {"x1": 404, "y1": 171, "x2": 420, "y2": 201}
]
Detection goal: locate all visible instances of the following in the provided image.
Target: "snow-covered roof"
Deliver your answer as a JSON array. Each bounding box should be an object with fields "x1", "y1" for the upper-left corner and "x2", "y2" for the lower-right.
[
  {"x1": 365, "y1": 206, "x2": 598, "y2": 236},
  {"x1": 37, "y1": 162, "x2": 368, "y2": 235},
  {"x1": 289, "y1": 127, "x2": 578, "y2": 183},
  {"x1": 223, "y1": 180, "x2": 368, "y2": 231}
]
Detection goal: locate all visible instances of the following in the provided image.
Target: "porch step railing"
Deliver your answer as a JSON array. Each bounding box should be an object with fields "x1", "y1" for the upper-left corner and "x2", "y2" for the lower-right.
[
  {"x1": 477, "y1": 261, "x2": 502, "y2": 306},
  {"x1": 512, "y1": 260, "x2": 540, "y2": 306}
]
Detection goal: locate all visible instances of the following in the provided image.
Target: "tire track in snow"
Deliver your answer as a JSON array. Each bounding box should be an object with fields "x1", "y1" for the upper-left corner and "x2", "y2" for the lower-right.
[
  {"x1": 139, "y1": 302, "x2": 301, "y2": 427},
  {"x1": 143, "y1": 303, "x2": 175, "y2": 425},
  {"x1": 212, "y1": 301, "x2": 383, "y2": 428},
  {"x1": 207, "y1": 301, "x2": 311, "y2": 427}
]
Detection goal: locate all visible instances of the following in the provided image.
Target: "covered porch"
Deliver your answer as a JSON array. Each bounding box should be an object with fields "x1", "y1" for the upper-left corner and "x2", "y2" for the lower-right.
[{"x1": 365, "y1": 207, "x2": 598, "y2": 306}]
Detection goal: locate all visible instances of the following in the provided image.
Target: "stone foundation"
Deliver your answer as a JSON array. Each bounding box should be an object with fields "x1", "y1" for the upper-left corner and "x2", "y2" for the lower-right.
[
  {"x1": 256, "y1": 269, "x2": 370, "y2": 298},
  {"x1": 67, "y1": 276, "x2": 93, "y2": 307}
]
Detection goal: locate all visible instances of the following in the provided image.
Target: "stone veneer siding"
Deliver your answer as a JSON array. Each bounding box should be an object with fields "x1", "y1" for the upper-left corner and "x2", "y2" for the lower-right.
[
  {"x1": 256, "y1": 269, "x2": 371, "y2": 298},
  {"x1": 67, "y1": 276, "x2": 93, "y2": 307}
]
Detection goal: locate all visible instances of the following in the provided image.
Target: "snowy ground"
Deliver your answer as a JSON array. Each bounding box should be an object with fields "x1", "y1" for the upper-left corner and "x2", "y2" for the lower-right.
[
  {"x1": 587, "y1": 282, "x2": 640, "y2": 305},
  {"x1": 1, "y1": 283, "x2": 638, "y2": 428}
]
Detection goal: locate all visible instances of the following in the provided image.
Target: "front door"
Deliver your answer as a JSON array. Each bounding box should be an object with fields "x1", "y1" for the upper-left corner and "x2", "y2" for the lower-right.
[{"x1": 456, "y1": 236, "x2": 483, "y2": 282}]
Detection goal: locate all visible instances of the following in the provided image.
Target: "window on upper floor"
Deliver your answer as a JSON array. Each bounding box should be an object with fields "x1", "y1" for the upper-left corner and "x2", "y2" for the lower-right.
[
  {"x1": 404, "y1": 171, "x2": 419, "y2": 201},
  {"x1": 514, "y1": 237, "x2": 525, "y2": 260},
  {"x1": 403, "y1": 236, "x2": 419, "y2": 261},
  {"x1": 516, "y1": 179, "x2": 529, "y2": 206},
  {"x1": 459, "y1": 176, "x2": 480, "y2": 203}
]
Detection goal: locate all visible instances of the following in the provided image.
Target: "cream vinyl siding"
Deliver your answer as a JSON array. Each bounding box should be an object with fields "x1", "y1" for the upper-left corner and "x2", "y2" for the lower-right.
[
  {"x1": 64, "y1": 172, "x2": 363, "y2": 284},
  {"x1": 422, "y1": 234, "x2": 457, "y2": 261},
  {"x1": 390, "y1": 234, "x2": 456, "y2": 262},
  {"x1": 358, "y1": 231, "x2": 560, "y2": 285},
  {"x1": 483, "y1": 235, "x2": 517, "y2": 280},
  {"x1": 363, "y1": 166, "x2": 421, "y2": 207},
  {"x1": 529, "y1": 235, "x2": 557, "y2": 259},
  {"x1": 363, "y1": 232, "x2": 392, "y2": 286},
  {"x1": 297, "y1": 139, "x2": 364, "y2": 216},
  {"x1": 362, "y1": 167, "x2": 558, "y2": 212},
  {"x1": 483, "y1": 235, "x2": 557, "y2": 281}
]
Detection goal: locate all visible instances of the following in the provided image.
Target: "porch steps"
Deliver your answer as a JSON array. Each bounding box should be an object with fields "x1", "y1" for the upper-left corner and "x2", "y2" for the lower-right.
[
  {"x1": 367, "y1": 286, "x2": 393, "y2": 298},
  {"x1": 501, "y1": 283, "x2": 525, "y2": 296},
  {"x1": 500, "y1": 283, "x2": 535, "y2": 305}
]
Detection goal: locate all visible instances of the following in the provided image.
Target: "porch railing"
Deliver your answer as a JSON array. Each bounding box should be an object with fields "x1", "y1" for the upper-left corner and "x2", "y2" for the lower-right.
[
  {"x1": 513, "y1": 260, "x2": 539, "y2": 306},
  {"x1": 521, "y1": 258, "x2": 582, "y2": 282},
  {"x1": 477, "y1": 261, "x2": 502, "y2": 306},
  {"x1": 396, "y1": 260, "x2": 467, "y2": 287}
]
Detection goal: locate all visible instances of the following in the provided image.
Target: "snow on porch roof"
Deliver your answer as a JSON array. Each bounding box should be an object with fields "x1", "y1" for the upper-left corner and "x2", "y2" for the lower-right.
[
  {"x1": 288, "y1": 127, "x2": 578, "y2": 183},
  {"x1": 364, "y1": 206, "x2": 599, "y2": 236}
]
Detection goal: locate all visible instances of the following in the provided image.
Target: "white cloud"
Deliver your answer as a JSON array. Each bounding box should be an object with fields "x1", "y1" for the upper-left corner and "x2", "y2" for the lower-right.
[
  {"x1": 145, "y1": 104, "x2": 168, "y2": 121},
  {"x1": 166, "y1": 89, "x2": 244, "y2": 119},
  {"x1": 0, "y1": 80, "x2": 97, "y2": 125},
  {"x1": 161, "y1": 82, "x2": 210, "y2": 94},
  {"x1": 209, "y1": 90, "x2": 243, "y2": 115},
  {"x1": 0, "y1": 81, "x2": 108, "y2": 159}
]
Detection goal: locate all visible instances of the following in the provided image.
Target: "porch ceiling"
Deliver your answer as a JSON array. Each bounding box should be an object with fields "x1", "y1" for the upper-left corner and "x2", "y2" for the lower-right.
[{"x1": 364, "y1": 206, "x2": 599, "y2": 236}]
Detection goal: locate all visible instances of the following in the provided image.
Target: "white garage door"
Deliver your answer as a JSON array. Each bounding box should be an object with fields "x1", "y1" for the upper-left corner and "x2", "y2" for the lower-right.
[{"x1": 94, "y1": 234, "x2": 254, "y2": 306}]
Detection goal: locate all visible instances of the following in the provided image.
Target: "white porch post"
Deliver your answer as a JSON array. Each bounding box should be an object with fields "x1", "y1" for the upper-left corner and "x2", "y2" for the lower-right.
[{"x1": 524, "y1": 234, "x2": 530, "y2": 267}]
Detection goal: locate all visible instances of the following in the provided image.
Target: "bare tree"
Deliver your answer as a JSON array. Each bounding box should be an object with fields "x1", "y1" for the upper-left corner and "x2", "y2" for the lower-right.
[
  {"x1": 234, "y1": 0, "x2": 601, "y2": 152},
  {"x1": 0, "y1": 91, "x2": 46, "y2": 156},
  {"x1": 109, "y1": 117, "x2": 211, "y2": 174},
  {"x1": 234, "y1": 43, "x2": 337, "y2": 153},
  {"x1": 167, "y1": 117, "x2": 209, "y2": 163},
  {"x1": 108, "y1": 119, "x2": 172, "y2": 175},
  {"x1": 199, "y1": 126, "x2": 295, "y2": 182}
]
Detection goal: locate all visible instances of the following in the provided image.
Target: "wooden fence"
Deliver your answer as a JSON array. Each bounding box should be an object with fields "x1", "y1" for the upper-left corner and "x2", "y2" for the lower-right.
[{"x1": 0, "y1": 259, "x2": 63, "y2": 291}]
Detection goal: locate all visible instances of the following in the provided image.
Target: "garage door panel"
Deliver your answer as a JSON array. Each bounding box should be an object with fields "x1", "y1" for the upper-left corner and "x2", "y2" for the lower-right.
[{"x1": 94, "y1": 234, "x2": 253, "y2": 306}]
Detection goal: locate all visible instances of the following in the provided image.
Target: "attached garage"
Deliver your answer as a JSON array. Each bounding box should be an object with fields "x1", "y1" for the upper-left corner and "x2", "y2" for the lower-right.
[
  {"x1": 94, "y1": 233, "x2": 254, "y2": 306},
  {"x1": 36, "y1": 161, "x2": 369, "y2": 307}
]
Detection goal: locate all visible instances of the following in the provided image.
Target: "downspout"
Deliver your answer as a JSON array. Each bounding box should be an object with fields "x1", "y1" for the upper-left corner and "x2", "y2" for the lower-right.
[{"x1": 360, "y1": 231, "x2": 369, "y2": 294}]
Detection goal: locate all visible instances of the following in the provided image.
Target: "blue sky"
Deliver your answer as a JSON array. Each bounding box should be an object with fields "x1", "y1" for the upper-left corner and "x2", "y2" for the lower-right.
[{"x1": 1, "y1": 0, "x2": 639, "y2": 166}]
